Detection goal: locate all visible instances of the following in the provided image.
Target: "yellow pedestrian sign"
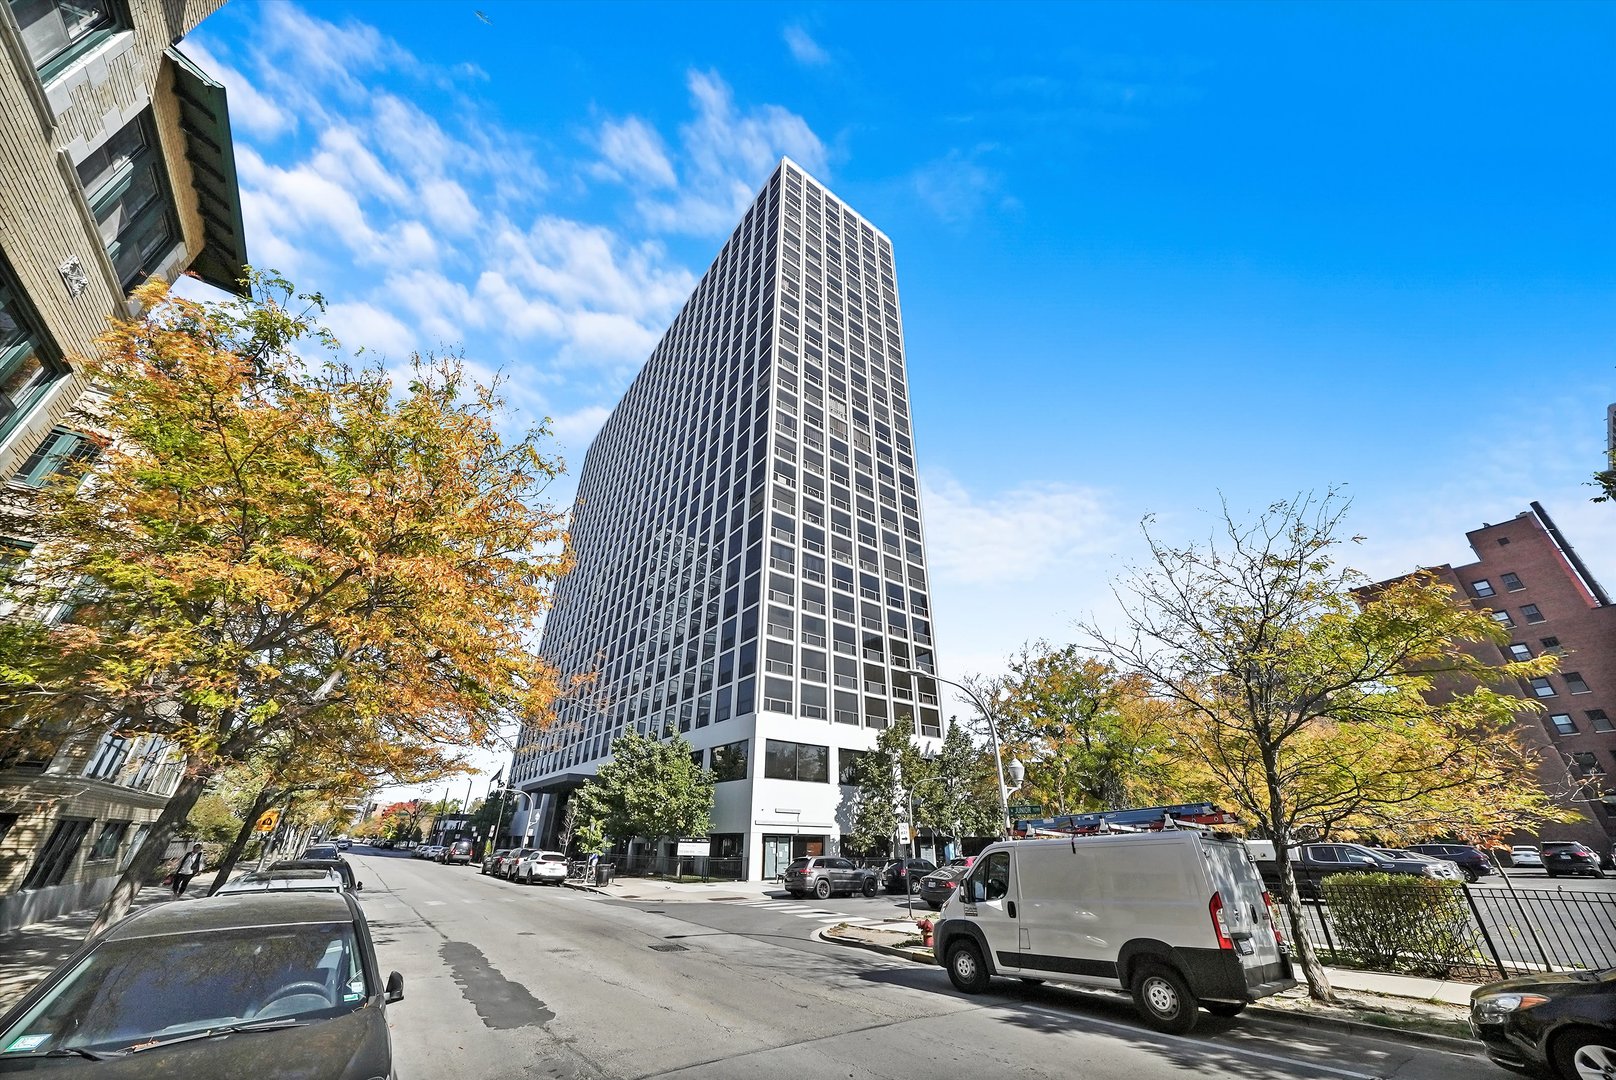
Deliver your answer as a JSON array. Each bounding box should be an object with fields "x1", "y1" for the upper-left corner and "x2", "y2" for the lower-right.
[{"x1": 254, "y1": 809, "x2": 281, "y2": 833}]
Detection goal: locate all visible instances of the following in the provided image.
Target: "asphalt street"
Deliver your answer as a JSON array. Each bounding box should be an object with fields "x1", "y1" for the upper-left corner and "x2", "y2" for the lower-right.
[{"x1": 349, "y1": 850, "x2": 1490, "y2": 1080}]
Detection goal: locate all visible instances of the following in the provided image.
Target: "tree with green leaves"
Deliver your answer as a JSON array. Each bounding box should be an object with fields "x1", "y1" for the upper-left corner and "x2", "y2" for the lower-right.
[
  {"x1": 845, "y1": 719, "x2": 928, "y2": 855},
  {"x1": 570, "y1": 733, "x2": 714, "y2": 853},
  {"x1": 0, "y1": 273, "x2": 569, "y2": 934},
  {"x1": 1087, "y1": 490, "x2": 1572, "y2": 1002},
  {"x1": 912, "y1": 719, "x2": 1001, "y2": 851},
  {"x1": 467, "y1": 791, "x2": 521, "y2": 847}
]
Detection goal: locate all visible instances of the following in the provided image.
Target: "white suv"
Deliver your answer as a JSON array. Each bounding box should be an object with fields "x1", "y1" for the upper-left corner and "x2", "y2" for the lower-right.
[{"x1": 514, "y1": 850, "x2": 569, "y2": 885}]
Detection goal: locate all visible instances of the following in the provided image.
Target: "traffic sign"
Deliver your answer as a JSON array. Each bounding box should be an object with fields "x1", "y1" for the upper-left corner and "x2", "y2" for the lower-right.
[
  {"x1": 254, "y1": 809, "x2": 282, "y2": 833},
  {"x1": 1008, "y1": 804, "x2": 1042, "y2": 819}
]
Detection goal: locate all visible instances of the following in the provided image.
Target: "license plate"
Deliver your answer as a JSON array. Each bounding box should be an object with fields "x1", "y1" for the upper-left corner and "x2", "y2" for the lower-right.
[{"x1": 1237, "y1": 940, "x2": 1256, "y2": 956}]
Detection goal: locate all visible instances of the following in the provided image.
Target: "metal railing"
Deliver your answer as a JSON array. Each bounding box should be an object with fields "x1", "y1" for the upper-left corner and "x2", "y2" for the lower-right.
[{"x1": 1291, "y1": 877, "x2": 1616, "y2": 979}]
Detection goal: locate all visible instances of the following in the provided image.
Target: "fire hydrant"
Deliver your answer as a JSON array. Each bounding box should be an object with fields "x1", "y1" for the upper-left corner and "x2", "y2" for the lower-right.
[{"x1": 917, "y1": 918, "x2": 934, "y2": 949}]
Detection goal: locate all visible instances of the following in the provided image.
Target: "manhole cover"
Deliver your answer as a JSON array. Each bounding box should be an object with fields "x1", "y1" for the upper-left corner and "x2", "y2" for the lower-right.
[{"x1": 649, "y1": 943, "x2": 688, "y2": 952}]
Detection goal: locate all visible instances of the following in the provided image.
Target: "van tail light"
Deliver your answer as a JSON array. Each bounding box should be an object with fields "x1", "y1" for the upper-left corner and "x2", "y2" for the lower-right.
[
  {"x1": 1210, "y1": 893, "x2": 1235, "y2": 950},
  {"x1": 1261, "y1": 891, "x2": 1286, "y2": 947}
]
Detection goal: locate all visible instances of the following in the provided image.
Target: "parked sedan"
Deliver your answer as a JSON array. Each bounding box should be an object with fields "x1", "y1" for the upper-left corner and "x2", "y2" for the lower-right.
[
  {"x1": 1542, "y1": 841, "x2": 1606, "y2": 879},
  {"x1": 268, "y1": 859, "x2": 362, "y2": 892},
  {"x1": 783, "y1": 857, "x2": 879, "y2": 899},
  {"x1": 213, "y1": 869, "x2": 347, "y2": 896},
  {"x1": 0, "y1": 892, "x2": 404, "y2": 1076},
  {"x1": 1471, "y1": 966, "x2": 1616, "y2": 1078},
  {"x1": 481, "y1": 849, "x2": 512, "y2": 876},
  {"x1": 1408, "y1": 843, "x2": 1495, "y2": 882},
  {"x1": 514, "y1": 850, "x2": 569, "y2": 885},
  {"x1": 918, "y1": 861, "x2": 975, "y2": 910},
  {"x1": 1510, "y1": 846, "x2": 1544, "y2": 869},
  {"x1": 1374, "y1": 849, "x2": 1465, "y2": 882},
  {"x1": 881, "y1": 858, "x2": 936, "y2": 894}
]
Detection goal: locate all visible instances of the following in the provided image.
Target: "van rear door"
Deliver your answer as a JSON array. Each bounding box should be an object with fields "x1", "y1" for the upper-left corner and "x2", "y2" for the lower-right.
[{"x1": 1201, "y1": 837, "x2": 1289, "y2": 990}]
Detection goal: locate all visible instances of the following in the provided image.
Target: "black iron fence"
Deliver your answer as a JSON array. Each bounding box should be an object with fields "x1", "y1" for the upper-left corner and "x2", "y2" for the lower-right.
[
  {"x1": 577, "y1": 853, "x2": 746, "y2": 883},
  {"x1": 1291, "y1": 876, "x2": 1616, "y2": 979}
]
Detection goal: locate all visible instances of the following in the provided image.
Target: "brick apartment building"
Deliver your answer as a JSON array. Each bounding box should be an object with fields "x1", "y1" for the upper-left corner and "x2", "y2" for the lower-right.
[
  {"x1": 0, "y1": 0, "x2": 247, "y2": 931},
  {"x1": 1387, "y1": 503, "x2": 1615, "y2": 851}
]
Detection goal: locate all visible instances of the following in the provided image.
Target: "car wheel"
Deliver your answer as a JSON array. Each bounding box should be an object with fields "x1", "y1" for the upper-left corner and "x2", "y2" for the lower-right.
[
  {"x1": 1553, "y1": 1028, "x2": 1616, "y2": 1080},
  {"x1": 945, "y1": 940, "x2": 991, "y2": 994},
  {"x1": 1204, "y1": 1002, "x2": 1247, "y2": 1018},
  {"x1": 814, "y1": 878, "x2": 832, "y2": 900},
  {"x1": 862, "y1": 877, "x2": 878, "y2": 898},
  {"x1": 1131, "y1": 962, "x2": 1200, "y2": 1034},
  {"x1": 1462, "y1": 868, "x2": 1479, "y2": 884}
]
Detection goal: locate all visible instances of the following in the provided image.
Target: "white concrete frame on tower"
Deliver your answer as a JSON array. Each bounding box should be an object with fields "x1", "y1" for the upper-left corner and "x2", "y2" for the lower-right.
[{"x1": 511, "y1": 159, "x2": 943, "y2": 881}]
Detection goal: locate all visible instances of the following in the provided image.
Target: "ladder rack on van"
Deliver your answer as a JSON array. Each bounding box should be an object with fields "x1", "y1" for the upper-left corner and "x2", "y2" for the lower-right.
[{"x1": 1013, "y1": 802, "x2": 1241, "y2": 837}]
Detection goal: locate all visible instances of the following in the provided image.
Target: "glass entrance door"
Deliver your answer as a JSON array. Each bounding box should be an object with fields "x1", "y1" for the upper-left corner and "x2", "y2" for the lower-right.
[{"x1": 763, "y1": 835, "x2": 792, "y2": 879}]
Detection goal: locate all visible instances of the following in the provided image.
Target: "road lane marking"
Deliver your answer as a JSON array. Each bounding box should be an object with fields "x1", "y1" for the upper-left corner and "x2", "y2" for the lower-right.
[{"x1": 423, "y1": 900, "x2": 446, "y2": 906}]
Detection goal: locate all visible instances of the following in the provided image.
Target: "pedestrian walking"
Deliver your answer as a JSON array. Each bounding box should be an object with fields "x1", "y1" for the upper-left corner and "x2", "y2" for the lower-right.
[{"x1": 173, "y1": 843, "x2": 205, "y2": 896}]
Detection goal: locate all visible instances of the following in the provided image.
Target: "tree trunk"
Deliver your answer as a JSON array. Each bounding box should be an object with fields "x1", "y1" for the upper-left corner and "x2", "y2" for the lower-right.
[
  {"x1": 209, "y1": 783, "x2": 280, "y2": 893},
  {"x1": 1263, "y1": 759, "x2": 1335, "y2": 1002},
  {"x1": 88, "y1": 757, "x2": 212, "y2": 937}
]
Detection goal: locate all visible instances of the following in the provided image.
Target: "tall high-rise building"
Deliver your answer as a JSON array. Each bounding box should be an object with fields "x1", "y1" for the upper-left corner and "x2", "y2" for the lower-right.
[{"x1": 513, "y1": 160, "x2": 944, "y2": 880}]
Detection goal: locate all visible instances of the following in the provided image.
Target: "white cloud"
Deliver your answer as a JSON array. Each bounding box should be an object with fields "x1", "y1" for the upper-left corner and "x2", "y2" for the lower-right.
[
  {"x1": 594, "y1": 117, "x2": 677, "y2": 188},
  {"x1": 326, "y1": 300, "x2": 416, "y2": 357},
  {"x1": 911, "y1": 149, "x2": 1004, "y2": 224},
  {"x1": 783, "y1": 25, "x2": 830, "y2": 67},
  {"x1": 420, "y1": 178, "x2": 479, "y2": 234},
  {"x1": 551, "y1": 404, "x2": 611, "y2": 450},
  {"x1": 594, "y1": 69, "x2": 829, "y2": 237},
  {"x1": 921, "y1": 473, "x2": 1120, "y2": 586}
]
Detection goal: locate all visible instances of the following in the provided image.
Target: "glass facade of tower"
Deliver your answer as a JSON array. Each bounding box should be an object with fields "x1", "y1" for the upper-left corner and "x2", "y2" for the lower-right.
[{"x1": 514, "y1": 159, "x2": 941, "y2": 879}]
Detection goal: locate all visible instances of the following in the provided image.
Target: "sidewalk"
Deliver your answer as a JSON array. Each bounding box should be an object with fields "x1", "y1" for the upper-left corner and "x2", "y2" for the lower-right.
[
  {"x1": 565, "y1": 876, "x2": 782, "y2": 900},
  {"x1": 0, "y1": 883, "x2": 184, "y2": 1012}
]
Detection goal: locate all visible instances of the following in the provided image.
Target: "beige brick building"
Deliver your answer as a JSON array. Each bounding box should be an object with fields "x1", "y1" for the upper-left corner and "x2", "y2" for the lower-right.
[{"x1": 0, "y1": 0, "x2": 246, "y2": 932}]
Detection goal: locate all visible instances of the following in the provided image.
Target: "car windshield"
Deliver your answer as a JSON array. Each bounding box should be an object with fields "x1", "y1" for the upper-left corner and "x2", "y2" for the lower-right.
[
  {"x1": 219, "y1": 870, "x2": 343, "y2": 892},
  {"x1": 785, "y1": 858, "x2": 809, "y2": 871},
  {"x1": 0, "y1": 923, "x2": 369, "y2": 1057},
  {"x1": 540, "y1": 853, "x2": 567, "y2": 863}
]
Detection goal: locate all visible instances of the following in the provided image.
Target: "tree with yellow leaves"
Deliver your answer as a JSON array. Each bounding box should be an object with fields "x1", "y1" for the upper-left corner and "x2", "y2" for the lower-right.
[
  {"x1": 1087, "y1": 491, "x2": 1570, "y2": 1002},
  {"x1": 0, "y1": 272, "x2": 570, "y2": 933}
]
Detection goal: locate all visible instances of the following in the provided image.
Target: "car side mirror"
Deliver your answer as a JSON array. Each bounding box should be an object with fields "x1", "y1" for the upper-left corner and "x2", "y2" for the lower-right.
[{"x1": 385, "y1": 971, "x2": 404, "y2": 1003}]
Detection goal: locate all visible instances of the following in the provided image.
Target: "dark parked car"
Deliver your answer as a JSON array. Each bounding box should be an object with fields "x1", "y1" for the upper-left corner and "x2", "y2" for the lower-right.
[
  {"x1": 1408, "y1": 843, "x2": 1495, "y2": 882},
  {"x1": 1254, "y1": 842, "x2": 1442, "y2": 899},
  {"x1": 0, "y1": 892, "x2": 403, "y2": 1076},
  {"x1": 1542, "y1": 841, "x2": 1606, "y2": 879},
  {"x1": 783, "y1": 857, "x2": 878, "y2": 900},
  {"x1": 881, "y1": 858, "x2": 936, "y2": 894},
  {"x1": 300, "y1": 845, "x2": 342, "y2": 862},
  {"x1": 1471, "y1": 966, "x2": 1616, "y2": 1078},
  {"x1": 268, "y1": 859, "x2": 361, "y2": 892},
  {"x1": 481, "y1": 848, "x2": 512, "y2": 876},
  {"x1": 918, "y1": 860, "x2": 974, "y2": 911},
  {"x1": 444, "y1": 840, "x2": 475, "y2": 866}
]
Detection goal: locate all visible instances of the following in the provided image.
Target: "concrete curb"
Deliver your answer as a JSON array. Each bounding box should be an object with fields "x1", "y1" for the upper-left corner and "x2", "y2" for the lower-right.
[
  {"x1": 811, "y1": 926, "x2": 933, "y2": 964},
  {"x1": 562, "y1": 881, "x2": 607, "y2": 895},
  {"x1": 1245, "y1": 1005, "x2": 1482, "y2": 1056},
  {"x1": 814, "y1": 928, "x2": 1482, "y2": 1056}
]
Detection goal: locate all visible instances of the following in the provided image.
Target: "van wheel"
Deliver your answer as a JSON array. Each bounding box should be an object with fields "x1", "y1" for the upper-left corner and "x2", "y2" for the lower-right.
[
  {"x1": 1132, "y1": 963, "x2": 1199, "y2": 1034},
  {"x1": 946, "y1": 940, "x2": 991, "y2": 994},
  {"x1": 1204, "y1": 1002, "x2": 1247, "y2": 1018},
  {"x1": 814, "y1": 878, "x2": 833, "y2": 900}
]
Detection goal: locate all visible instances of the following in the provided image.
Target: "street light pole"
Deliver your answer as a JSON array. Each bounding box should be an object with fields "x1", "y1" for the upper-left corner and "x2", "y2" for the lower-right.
[{"x1": 912, "y1": 670, "x2": 1019, "y2": 838}]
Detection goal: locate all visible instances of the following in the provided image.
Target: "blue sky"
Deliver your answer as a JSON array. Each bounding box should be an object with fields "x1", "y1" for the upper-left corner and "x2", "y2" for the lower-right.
[{"x1": 185, "y1": 2, "x2": 1615, "y2": 795}]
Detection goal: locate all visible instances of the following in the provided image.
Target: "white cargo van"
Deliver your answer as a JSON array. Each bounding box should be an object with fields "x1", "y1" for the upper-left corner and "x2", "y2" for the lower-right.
[{"x1": 933, "y1": 830, "x2": 1294, "y2": 1033}]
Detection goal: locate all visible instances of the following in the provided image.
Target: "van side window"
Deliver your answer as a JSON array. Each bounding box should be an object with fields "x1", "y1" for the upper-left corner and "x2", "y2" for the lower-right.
[{"x1": 965, "y1": 851, "x2": 1010, "y2": 903}]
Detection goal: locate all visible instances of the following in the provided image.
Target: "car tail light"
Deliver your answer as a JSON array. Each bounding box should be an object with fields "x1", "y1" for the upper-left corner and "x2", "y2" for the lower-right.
[
  {"x1": 945, "y1": 880, "x2": 957, "y2": 888},
  {"x1": 1210, "y1": 892, "x2": 1234, "y2": 950},
  {"x1": 1261, "y1": 891, "x2": 1286, "y2": 947}
]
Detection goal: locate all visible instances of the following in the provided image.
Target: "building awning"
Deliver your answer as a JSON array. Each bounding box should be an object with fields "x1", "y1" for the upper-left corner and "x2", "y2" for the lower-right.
[
  {"x1": 165, "y1": 46, "x2": 249, "y2": 297},
  {"x1": 525, "y1": 772, "x2": 595, "y2": 794}
]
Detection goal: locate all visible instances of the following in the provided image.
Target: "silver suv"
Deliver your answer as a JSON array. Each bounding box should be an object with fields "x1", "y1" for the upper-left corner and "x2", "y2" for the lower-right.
[{"x1": 782, "y1": 857, "x2": 878, "y2": 900}]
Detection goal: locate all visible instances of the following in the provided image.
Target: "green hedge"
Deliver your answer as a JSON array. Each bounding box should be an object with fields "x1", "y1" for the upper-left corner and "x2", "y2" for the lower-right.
[{"x1": 1319, "y1": 873, "x2": 1479, "y2": 977}]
